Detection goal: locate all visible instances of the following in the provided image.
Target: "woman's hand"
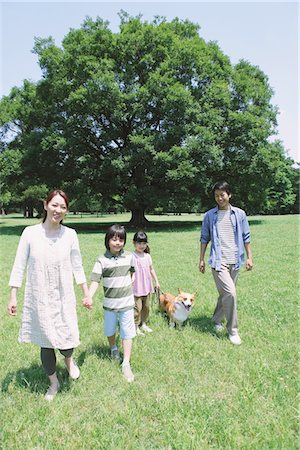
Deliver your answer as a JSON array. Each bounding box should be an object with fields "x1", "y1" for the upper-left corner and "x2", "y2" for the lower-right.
[
  {"x1": 8, "y1": 298, "x2": 17, "y2": 316},
  {"x1": 82, "y1": 296, "x2": 93, "y2": 310}
]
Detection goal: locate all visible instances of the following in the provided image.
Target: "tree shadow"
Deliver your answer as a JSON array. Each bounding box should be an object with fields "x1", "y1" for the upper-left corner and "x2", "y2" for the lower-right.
[
  {"x1": 0, "y1": 217, "x2": 264, "y2": 235},
  {"x1": 1, "y1": 363, "x2": 72, "y2": 395}
]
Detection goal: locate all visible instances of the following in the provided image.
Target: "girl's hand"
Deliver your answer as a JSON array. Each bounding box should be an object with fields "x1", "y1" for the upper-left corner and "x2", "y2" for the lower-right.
[
  {"x1": 82, "y1": 297, "x2": 93, "y2": 310},
  {"x1": 156, "y1": 282, "x2": 160, "y2": 290},
  {"x1": 8, "y1": 298, "x2": 17, "y2": 316}
]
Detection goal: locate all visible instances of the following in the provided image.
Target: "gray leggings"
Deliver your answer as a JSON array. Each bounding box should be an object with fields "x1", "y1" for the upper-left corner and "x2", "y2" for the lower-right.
[{"x1": 40, "y1": 347, "x2": 73, "y2": 376}]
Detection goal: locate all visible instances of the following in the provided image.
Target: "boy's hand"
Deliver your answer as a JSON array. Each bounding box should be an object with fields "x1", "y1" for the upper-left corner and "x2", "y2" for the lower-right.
[{"x1": 82, "y1": 297, "x2": 93, "y2": 310}]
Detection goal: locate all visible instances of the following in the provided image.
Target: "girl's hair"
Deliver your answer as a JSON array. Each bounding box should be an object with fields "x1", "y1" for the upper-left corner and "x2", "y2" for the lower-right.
[
  {"x1": 212, "y1": 181, "x2": 231, "y2": 196},
  {"x1": 43, "y1": 189, "x2": 69, "y2": 223},
  {"x1": 133, "y1": 230, "x2": 150, "y2": 253},
  {"x1": 105, "y1": 224, "x2": 126, "y2": 250}
]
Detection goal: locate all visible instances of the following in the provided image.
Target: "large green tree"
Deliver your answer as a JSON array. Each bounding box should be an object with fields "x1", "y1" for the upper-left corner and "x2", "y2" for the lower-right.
[{"x1": 0, "y1": 14, "x2": 297, "y2": 222}]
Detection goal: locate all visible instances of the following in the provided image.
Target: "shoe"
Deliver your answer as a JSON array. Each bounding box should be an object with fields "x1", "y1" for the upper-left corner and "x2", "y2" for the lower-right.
[
  {"x1": 111, "y1": 347, "x2": 121, "y2": 362},
  {"x1": 229, "y1": 333, "x2": 242, "y2": 346},
  {"x1": 122, "y1": 363, "x2": 134, "y2": 382},
  {"x1": 136, "y1": 327, "x2": 145, "y2": 336},
  {"x1": 44, "y1": 381, "x2": 60, "y2": 401},
  {"x1": 141, "y1": 323, "x2": 153, "y2": 333},
  {"x1": 214, "y1": 323, "x2": 224, "y2": 333},
  {"x1": 64, "y1": 358, "x2": 80, "y2": 380}
]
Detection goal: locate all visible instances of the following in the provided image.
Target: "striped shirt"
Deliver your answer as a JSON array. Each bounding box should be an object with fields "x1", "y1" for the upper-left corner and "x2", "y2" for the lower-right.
[
  {"x1": 217, "y1": 208, "x2": 237, "y2": 264},
  {"x1": 91, "y1": 249, "x2": 135, "y2": 311}
]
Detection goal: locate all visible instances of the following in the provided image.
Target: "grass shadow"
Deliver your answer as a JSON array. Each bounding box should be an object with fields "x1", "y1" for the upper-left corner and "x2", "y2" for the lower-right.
[
  {"x1": 1, "y1": 363, "x2": 72, "y2": 395},
  {"x1": 77, "y1": 345, "x2": 110, "y2": 364},
  {"x1": 188, "y1": 315, "x2": 227, "y2": 341}
]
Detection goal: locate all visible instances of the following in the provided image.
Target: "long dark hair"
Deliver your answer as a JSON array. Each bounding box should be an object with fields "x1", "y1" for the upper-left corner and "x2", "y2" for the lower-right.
[
  {"x1": 133, "y1": 230, "x2": 150, "y2": 253},
  {"x1": 43, "y1": 190, "x2": 69, "y2": 223},
  {"x1": 105, "y1": 225, "x2": 127, "y2": 250}
]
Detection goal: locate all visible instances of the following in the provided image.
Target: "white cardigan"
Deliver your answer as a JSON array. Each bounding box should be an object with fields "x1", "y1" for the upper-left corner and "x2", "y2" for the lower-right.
[{"x1": 9, "y1": 223, "x2": 86, "y2": 349}]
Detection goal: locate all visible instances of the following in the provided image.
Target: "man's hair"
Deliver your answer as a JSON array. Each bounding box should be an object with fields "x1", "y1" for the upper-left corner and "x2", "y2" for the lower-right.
[{"x1": 212, "y1": 181, "x2": 231, "y2": 196}]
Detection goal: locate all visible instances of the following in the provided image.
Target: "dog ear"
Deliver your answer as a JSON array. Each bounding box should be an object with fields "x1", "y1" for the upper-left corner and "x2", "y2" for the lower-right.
[{"x1": 178, "y1": 288, "x2": 182, "y2": 294}]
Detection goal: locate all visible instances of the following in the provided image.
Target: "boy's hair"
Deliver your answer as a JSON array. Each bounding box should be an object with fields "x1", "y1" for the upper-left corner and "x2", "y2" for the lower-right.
[
  {"x1": 105, "y1": 224, "x2": 126, "y2": 250},
  {"x1": 133, "y1": 230, "x2": 150, "y2": 253},
  {"x1": 212, "y1": 181, "x2": 231, "y2": 196}
]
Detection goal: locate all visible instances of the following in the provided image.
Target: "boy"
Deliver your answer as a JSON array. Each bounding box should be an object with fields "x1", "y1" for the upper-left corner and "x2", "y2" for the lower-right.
[
  {"x1": 199, "y1": 181, "x2": 253, "y2": 345},
  {"x1": 84, "y1": 225, "x2": 136, "y2": 382}
]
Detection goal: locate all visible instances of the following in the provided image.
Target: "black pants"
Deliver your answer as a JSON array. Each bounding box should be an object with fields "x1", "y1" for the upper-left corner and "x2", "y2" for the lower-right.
[{"x1": 40, "y1": 347, "x2": 73, "y2": 376}]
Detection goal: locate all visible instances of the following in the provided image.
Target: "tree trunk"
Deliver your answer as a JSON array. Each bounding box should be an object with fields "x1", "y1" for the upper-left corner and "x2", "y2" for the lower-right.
[{"x1": 129, "y1": 208, "x2": 150, "y2": 228}]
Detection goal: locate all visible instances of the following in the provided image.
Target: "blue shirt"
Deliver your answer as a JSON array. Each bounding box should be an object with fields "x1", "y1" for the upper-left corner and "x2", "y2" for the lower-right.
[{"x1": 200, "y1": 205, "x2": 251, "y2": 271}]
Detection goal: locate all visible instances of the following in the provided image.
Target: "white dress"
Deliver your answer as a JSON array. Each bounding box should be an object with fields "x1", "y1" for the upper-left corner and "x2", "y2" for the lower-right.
[{"x1": 9, "y1": 223, "x2": 86, "y2": 349}]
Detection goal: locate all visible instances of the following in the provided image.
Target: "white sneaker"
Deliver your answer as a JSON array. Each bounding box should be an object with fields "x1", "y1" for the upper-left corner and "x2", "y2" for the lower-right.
[
  {"x1": 44, "y1": 381, "x2": 60, "y2": 401},
  {"x1": 122, "y1": 363, "x2": 134, "y2": 382},
  {"x1": 229, "y1": 333, "x2": 242, "y2": 346},
  {"x1": 141, "y1": 323, "x2": 153, "y2": 333},
  {"x1": 64, "y1": 358, "x2": 80, "y2": 380},
  {"x1": 136, "y1": 327, "x2": 145, "y2": 336},
  {"x1": 214, "y1": 323, "x2": 224, "y2": 333}
]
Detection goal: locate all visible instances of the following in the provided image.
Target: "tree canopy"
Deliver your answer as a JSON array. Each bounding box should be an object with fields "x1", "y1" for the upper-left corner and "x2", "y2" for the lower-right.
[{"x1": 0, "y1": 13, "x2": 298, "y2": 222}]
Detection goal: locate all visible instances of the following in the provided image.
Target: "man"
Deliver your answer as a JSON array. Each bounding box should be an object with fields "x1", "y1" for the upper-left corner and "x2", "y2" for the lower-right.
[{"x1": 199, "y1": 181, "x2": 253, "y2": 345}]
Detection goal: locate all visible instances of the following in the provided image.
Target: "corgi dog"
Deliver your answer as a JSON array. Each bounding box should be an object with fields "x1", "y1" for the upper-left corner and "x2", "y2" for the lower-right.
[{"x1": 159, "y1": 288, "x2": 195, "y2": 328}]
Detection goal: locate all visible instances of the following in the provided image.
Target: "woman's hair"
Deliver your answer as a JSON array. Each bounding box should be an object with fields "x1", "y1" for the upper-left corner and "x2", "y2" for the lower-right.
[
  {"x1": 133, "y1": 230, "x2": 150, "y2": 253},
  {"x1": 43, "y1": 189, "x2": 69, "y2": 223},
  {"x1": 212, "y1": 181, "x2": 231, "y2": 196},
  {"x1": 105, "y1": 224, "x2": 127, "y2": 250}
]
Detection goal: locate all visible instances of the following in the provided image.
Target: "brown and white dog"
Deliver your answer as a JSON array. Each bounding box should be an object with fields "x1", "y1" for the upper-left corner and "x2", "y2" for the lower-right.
[{"x1": 159, "y1": 288, "x2": 195, "y2": 328}]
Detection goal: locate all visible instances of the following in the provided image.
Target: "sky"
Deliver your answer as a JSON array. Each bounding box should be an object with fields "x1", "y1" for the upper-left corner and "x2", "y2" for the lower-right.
[{"x1": 0, "y1": 1, "x2": 299, "y2": 162}]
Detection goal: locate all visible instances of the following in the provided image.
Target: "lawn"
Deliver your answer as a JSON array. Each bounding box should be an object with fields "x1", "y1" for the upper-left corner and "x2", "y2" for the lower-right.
[{"x1": 0, "y1": 213, "x2": 299, "y2": 449}]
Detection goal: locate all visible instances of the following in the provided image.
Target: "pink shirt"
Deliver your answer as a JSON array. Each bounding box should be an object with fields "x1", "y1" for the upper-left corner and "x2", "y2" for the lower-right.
[{"x1": 132, "y1": 251, "x2": 154, "y2": 297}]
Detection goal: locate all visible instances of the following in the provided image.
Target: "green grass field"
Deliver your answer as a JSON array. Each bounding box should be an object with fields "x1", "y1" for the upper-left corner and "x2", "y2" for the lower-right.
[{"x1": 0, "y1": 213, "x2": 299, "y2": 449}]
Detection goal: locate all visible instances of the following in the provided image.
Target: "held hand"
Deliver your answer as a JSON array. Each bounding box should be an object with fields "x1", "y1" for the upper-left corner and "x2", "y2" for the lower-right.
[
  {"x1": 82, "y1": 297, "x2": 93, "y2": 310},
  {"x1": 199, "y1": 260, "x2": 205, "y2": 274},
  {"x1": 8, "y1": 298, "x2": 17, "y2": 316},
  {"x1": 156, "y1": 282, "x2": 160, "y2": 290},
  {"x1": 246, "y1": 258, "x2": 253, "y2": 271}
]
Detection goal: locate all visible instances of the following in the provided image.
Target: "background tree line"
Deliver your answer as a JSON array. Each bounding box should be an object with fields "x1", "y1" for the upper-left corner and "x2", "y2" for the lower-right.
[{"x1": 0, "y1": 13, "x2": 298, "y2": 224}]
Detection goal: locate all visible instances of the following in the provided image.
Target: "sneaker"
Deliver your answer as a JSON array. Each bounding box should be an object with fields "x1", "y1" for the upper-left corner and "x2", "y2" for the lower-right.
[
  {"x1": 64, "y1": 358, "x2": 80, "y2": 380},
  {"x1": 229, "y1": 333, "x2": 242, "y2": 346},
  {"x1": 141, "y1": 323, "x2": 153, "y2": 333},
  {"x1": 214, "y1": 323, "x2": 224, "y2": 333},
  {"x1": 111, "y1": 347, "x2": 121, "y2": 362},
  {"x1": 44, "y1": 381, "x2": 60, "y2": 401},
  {"x1": 122, "y1": 363, "x2": 135, "y2": 382},
  {"x1": 136, "y1": 327, "x2": 145, "y2": 336}
]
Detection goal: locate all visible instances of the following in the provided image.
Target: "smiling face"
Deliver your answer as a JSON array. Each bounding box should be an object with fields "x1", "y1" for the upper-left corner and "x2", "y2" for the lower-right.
[
  {"x1": 134, "y1": 240, "x2": 148, "y2": 254},
  {"x1": 44, "y1": 194, "x2": 68, "y2": 225},
  {"x1": 214, "y1": 189, "x2": 231, "y2": 210},
  {"x1": 109, "y1": 234, "x2": 125, "y2": 255},
  {"x1": 177, "y1": 291, "x2": 195, "y2": 312}
]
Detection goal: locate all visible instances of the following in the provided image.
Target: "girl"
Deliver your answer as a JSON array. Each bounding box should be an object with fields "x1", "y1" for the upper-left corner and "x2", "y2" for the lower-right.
[
  {"x1": 8, "y1": 190, "x2": 90, "y2": 401},
  {"x1": 83, "y1": 225, "x2": 136, "y2": 382},
  {"x1": 132, "y1": 231, "x2": 160, "y2": 336}
]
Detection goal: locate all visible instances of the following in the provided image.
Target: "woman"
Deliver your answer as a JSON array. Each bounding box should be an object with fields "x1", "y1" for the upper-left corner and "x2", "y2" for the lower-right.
[{"x1": 8, "y1": 189, "x2": 91, "y2": 400}]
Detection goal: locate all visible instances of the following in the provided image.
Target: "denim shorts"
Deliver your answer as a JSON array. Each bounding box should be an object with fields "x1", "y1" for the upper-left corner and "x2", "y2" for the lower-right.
[{"x1": 104, "y1": 308, "x2": 136, "y2": 339}]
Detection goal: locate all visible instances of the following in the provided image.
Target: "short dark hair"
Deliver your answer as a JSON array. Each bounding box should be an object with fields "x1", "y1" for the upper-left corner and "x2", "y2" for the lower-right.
[
  {"x1": 105, "y1": 224, "x2": 126, "y2": 250},
  {"x1": 212, "y1": 181, "x2": 231, "y2": 196}
]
